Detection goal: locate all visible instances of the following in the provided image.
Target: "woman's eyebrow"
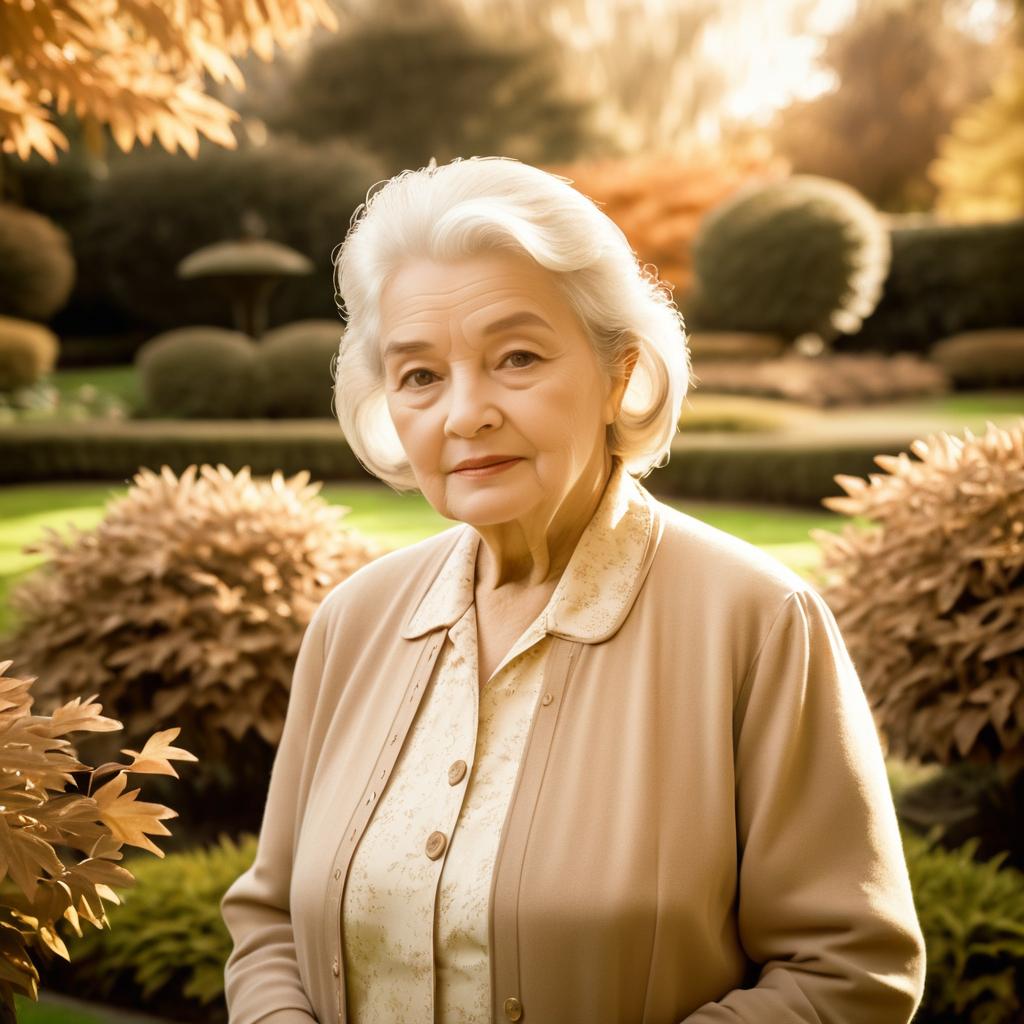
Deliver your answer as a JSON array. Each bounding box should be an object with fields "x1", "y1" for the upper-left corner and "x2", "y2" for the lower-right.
[
  {"x1": 480, "y1": 310, "x2": 553, "y2": 336},
  {"x1": 383, "y1": 311, "x2": 553, "y2": 363}
]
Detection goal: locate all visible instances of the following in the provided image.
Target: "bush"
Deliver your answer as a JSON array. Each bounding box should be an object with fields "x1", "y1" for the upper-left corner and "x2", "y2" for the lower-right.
[
  {"x1": 136, "y1": 327, "x2": 265, "y2": 419},
  {"x1": 0, "y1": 203, "x2": 76, "y2": 323},
  {"x1": 0, "y1": 659, "x2": 195, "y2": 1015},
  {"x1": 74, "y1": 138, "x2": 384, "y2": 332},
  {"x1": 905, "y1": 830, "x2": 1024, "y2": 1024},
  {"x1": 812, "y1": 422, "x2": 1024, "y2": 780},
  {"x1": 835, "y1": 217, "x2": 1024, "y2": 356},
  {"x1": 930, "y1": 330, "x2": 1024, "y2": 389},
  {"x1": 0, "y1": 315, "x2": 59, "y2": 393},
  {"x1": 43, "y1": 833, "x2": 252, "y2": 1024},
  {"x1": 7, "y1": 463, "x2": 383, "y2": 837},
  {"x1": 258, "y1": 319, "x2": 342, "y2": 418},
  {"x1": 691, "y1": 352, "x2": 949, "y2": 407},
  {"x1": 685, "y1": 174, "x2": 891, "y2": 345}
]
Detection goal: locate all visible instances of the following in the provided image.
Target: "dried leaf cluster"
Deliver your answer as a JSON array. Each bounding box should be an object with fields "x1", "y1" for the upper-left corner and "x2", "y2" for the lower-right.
[
  {"x1": 812, "y1": 420, "x2": 1024, "y2": 779},
  {"x1": 0, "y1": 659, "x2": 195, "y2": 1013},
  {"x1": 0, "y1": 0, "x2": 338, "y2": 163},
  {"x1": 9, "y1": 464, "x2": 383, "y2": 761}
]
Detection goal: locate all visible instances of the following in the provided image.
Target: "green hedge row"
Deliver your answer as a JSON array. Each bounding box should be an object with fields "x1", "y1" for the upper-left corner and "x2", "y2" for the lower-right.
[
  {"x1": 0, "y1": 421, "x2": 924, "y2": 507},
  {"x1": 834, "y1": 217, "x2": 1024, "y2": 356},
  {"x1": 35, "y1": 826, "x2": 1024, "y2": 1024}
]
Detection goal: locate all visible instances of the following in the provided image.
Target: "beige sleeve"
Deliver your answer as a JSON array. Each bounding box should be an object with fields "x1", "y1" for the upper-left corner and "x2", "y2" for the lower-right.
[
  {"x1": 684, "y1": 588, "x2": 927, "y2": 1024},
  {"x1": 220, "y1": 600, "x2": 330, "y2": 1024}
]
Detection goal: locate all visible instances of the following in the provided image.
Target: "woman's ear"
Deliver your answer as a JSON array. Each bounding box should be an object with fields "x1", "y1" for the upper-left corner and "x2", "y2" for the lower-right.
[{"x1": 605, "y1": 345, "x2": 639, "y2": 424}]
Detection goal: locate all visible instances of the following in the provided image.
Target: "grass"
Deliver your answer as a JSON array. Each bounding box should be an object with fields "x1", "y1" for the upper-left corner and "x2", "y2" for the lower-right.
[
  {"x1": 13, "y1": 992, "x2": 171, "y2": 1024},
  {"x1": 0, "y1": 479, "x2": 847, "y2": 637},
  {"x1": 49, "y1": 366, "x2": 143, "y2": 413},
  {"x1": 14, "y1": 999, "x2": 107, "y2": 1024}
]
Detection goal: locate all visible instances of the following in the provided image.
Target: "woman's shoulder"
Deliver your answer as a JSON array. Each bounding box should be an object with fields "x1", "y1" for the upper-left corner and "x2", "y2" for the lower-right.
[
  {"x1": 649, "y1": 496, "x2": 812, "y2": 612},
  {"x1": 313, "y1": 522, "x2": 466, "y2": 628}
]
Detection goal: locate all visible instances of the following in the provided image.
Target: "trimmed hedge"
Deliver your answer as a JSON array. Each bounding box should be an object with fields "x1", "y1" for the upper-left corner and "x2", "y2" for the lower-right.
[
  {"x1": 34, "y1": 824, "x2": 1024, "y2": 1024},
  {"x1": 835, "y1": 217, "x2": 1024, "y2": 356},
  {"x1": 0, "y1": 421, "x2": 939, "y2": 506}
]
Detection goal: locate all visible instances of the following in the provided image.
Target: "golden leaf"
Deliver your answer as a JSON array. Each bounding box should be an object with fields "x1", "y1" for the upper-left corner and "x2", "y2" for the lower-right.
[
  {"x1": 120, "y1": 727, "x2": 198, "y2": 779},
  {"x1": 91, "y1": 772, "x2": 176, "y2": 857}
]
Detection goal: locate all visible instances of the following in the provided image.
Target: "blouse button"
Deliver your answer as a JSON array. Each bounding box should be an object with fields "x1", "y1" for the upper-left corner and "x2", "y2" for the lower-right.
[
  {"x1": 333, "y1": 868, "x2": 341, "y2": 880},
  {"x1": 425, "y1": 830, "x2": 448, "y2": 860},
  {"x1": 447, "y1": 759, "x2": 467, "y2": 785},
  {"x1": 331, "y1": 958, "x2": 339, "y2": 977},
  {"x1": 504, "y1": 996, "x2": 523, "y2": 1020}
]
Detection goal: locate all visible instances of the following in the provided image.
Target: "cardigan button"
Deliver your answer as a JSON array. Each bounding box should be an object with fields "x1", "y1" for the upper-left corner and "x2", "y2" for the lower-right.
[
  {"x1": 447, "y1": 759, "x2": 467, "y2": 785},
  {"x1": 331, "y1": 958, "x2": 339, "y2": 977},
  {"x1": 541, "y1": 692, "x2": 553, "y2": 706},
  {"x1": 425, "y1": 830, "x2": 448, "y2": 860},
  {"x1": 504, "y1": 996, "x2": 523, "y2": 1020}
]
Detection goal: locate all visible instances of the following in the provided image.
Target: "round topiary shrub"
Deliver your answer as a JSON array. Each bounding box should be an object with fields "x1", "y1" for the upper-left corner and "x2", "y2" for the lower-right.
[
  {"x1": 136, "y1": 327, "x2": 264, "y2": 419},
  {"x1": 0, "y1": 202, "x2": 76, "y2": 322},
  {"x1": 812, "y1": 421, "x2": 1024, "y2": 778},
  {"x1": 0, "y1": 314, "x2": 59, "y2": 393},
  {"x1": 257, "y1": 319, "x2": 342, "y2": 418},
  {"x1": 930, "y1": 330, "x2": 1024, "y2": 389},
  {"x1": 7, "y1": 463, "x2": 385, "y2": 837},
  {"x1": 687, "y1": 175, "x2": 891, "y2": 346}
]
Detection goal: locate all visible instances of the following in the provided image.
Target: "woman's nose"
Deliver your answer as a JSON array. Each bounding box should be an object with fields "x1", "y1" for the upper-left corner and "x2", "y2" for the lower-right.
[{"x1": 443, "y1": 369, "x2": 500, "y2": 437}]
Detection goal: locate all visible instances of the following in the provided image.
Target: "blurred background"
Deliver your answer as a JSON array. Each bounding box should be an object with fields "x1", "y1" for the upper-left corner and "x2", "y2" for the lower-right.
[{"x1": 1, "y1": 2, "x2": 1023, "y2": 1023}]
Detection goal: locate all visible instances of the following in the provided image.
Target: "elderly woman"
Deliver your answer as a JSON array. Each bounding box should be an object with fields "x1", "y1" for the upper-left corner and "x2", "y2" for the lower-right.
[{"x1": 220, "y1": 157, "x2": 926, "y2": 1024}]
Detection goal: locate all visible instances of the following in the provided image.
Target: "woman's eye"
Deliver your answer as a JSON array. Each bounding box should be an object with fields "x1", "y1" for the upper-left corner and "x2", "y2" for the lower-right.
[
  {"x1": 400, "y1": 351, "x2": 537, "y2": 388},
  {"x1": 503, "y1": 350, "x2": 538, "y2": 368},
  {"x1": 400, "y1": 368, "x2": 436, "y2": 389}
]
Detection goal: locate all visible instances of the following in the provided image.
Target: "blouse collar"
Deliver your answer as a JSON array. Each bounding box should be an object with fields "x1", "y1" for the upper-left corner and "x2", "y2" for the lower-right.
[{"x1": 401, "y1": 456, "x2": 659, "y2": 644}]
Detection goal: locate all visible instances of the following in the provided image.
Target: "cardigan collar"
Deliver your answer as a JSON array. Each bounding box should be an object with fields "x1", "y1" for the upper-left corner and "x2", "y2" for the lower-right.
[{"x1": 400, "y1": 456, "x2": 660, "y2": 644}]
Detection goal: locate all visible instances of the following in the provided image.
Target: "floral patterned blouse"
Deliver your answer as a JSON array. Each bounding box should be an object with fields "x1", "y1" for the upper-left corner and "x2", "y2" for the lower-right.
[{"x1": 340, "y1": 456, "x2": 654, "y2": 1023}]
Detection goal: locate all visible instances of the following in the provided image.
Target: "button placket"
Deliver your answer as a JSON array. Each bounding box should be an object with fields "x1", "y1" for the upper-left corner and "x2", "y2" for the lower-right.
[{"x1": 328, "y1": 630, "x2": 446, "y2": 1024}]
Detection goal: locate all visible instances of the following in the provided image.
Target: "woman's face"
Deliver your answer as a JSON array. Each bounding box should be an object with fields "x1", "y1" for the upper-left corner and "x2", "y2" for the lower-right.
[{"x1": 379, "y1": 250, "x2": 621, "y2": 527}]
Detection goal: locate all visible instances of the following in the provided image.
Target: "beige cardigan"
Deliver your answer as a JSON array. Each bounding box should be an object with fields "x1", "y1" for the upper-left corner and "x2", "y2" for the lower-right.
[{"x1": 220, "y1": 476, "x2": 927, "y2": 1024}]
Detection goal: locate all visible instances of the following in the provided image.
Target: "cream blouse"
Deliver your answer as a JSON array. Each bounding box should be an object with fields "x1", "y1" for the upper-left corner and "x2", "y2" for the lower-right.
[{"x1": 339, "y1": 456, "x2": 653, "y2": 1023}]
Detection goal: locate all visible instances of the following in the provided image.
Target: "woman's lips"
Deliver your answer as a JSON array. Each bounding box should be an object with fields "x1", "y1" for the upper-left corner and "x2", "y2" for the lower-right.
[{"x1": 453, "y1": 457, "x2": 523, "y2": 477}]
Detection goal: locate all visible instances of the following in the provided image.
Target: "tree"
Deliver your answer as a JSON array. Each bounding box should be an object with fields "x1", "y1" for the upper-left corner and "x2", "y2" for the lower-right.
[
  {"x1": 260, "y1": 12, "x2": 605, "y2": 173},
  {"x1": 0, "y1": 0, "x2": 338, "y2": 165},
  {"x1": 769, "y1": 0, "x2": 1009, "y2": 212},
  {"x1": 929, "y1": 53, "x2": 1024, "y2": 221}
]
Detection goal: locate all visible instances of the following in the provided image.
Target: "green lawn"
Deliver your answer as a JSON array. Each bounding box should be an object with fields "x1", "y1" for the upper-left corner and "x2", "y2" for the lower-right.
[
  {"x1": 0, "y1": 479, "x2": 846, "y2": 637},
  {"x1": 14, "y1": 992, "x2": 170, "y2": 1024},
  {"x1": 49, "y1": 366, "x2": 143, "y2": 413}
]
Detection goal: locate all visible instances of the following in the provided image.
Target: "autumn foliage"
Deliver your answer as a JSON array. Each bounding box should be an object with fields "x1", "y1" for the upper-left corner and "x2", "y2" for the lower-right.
[
  {"x1": 0, "y1": 0, "x2": 338, "y2": 163},
  {"x1": 7, "y1": 464, "x2": 382, "y2": 773},
  {"x1": 813, "y1": 421, "x2": 1024, "y2": 779},
  {"x1": 0, "y1": 660, "x2": 195, "y2": 1013}
]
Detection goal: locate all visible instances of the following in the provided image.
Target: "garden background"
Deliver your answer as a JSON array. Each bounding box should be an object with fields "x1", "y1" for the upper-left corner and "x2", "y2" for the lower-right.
[{"x1": 1, "y1": 0, "x2": 1023, "y2": 1021}]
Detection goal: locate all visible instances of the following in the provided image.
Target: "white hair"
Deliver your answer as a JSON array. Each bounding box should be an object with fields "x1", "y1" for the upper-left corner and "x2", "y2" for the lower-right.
[{"x1": 331, "y1": 156, "x2": 691, "y2": 491}]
